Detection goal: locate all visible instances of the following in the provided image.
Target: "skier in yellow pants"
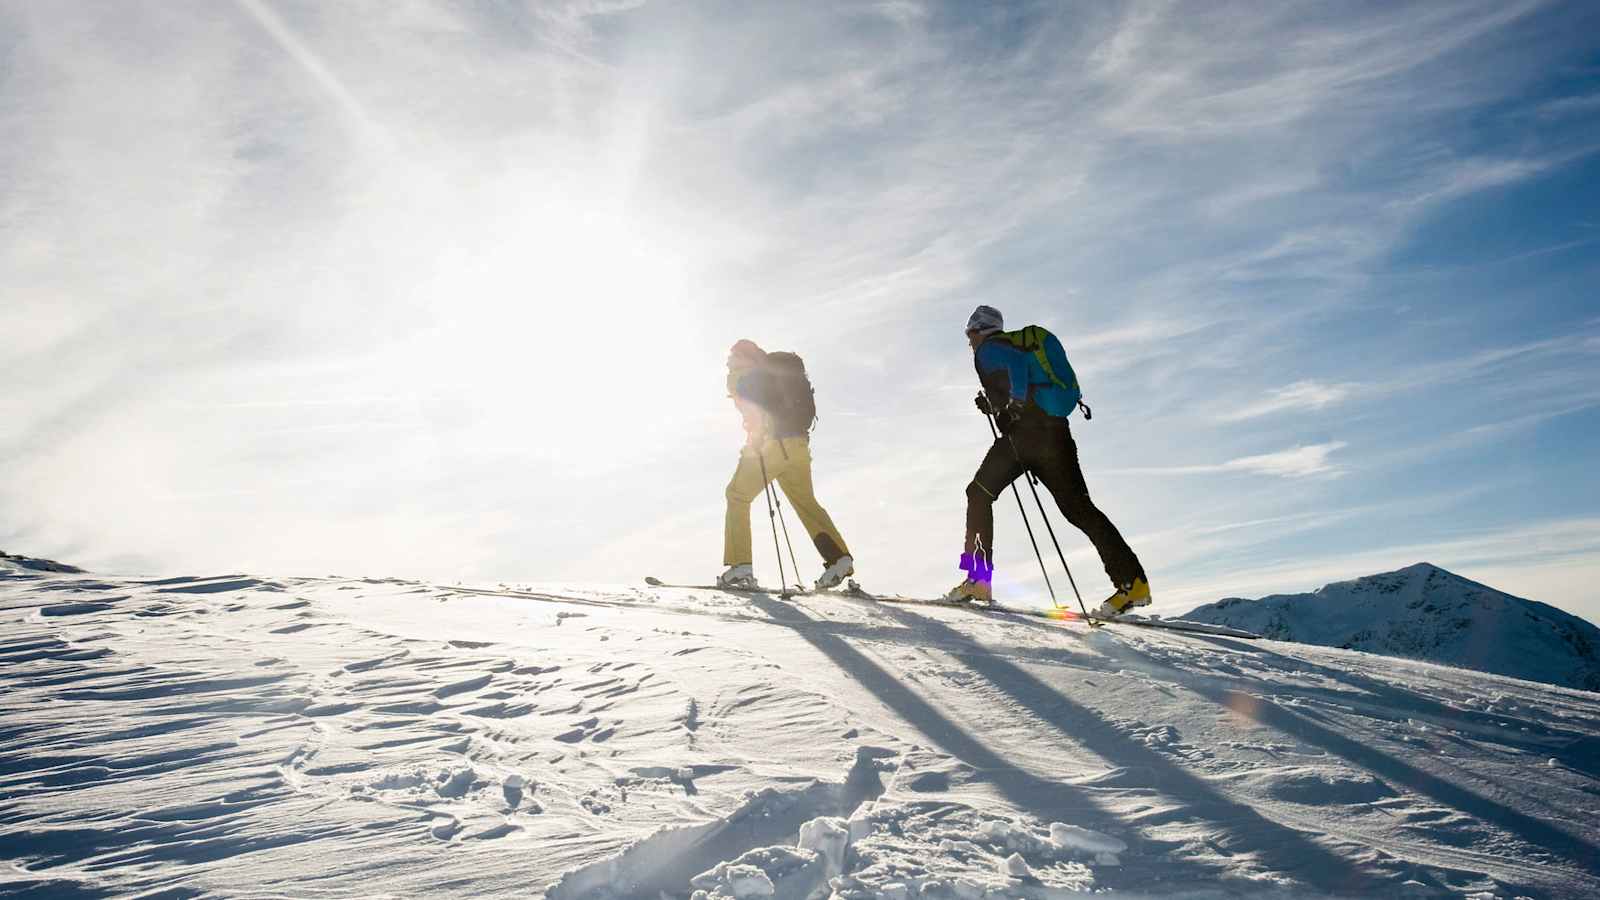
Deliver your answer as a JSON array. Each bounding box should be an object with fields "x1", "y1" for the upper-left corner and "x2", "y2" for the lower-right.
[{"x1": 720, "y1": 340, "x2": 854, "y2": 590}]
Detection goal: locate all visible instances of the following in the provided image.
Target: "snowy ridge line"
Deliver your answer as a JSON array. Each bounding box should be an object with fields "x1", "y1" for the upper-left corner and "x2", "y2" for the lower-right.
[
  {"x1": 643, "y1": 576, "x2": 877, "y2": 601},
  {"x1": 854, "y1": 591, "x2": 1264, "y2": 640},
  {"x1": 430, "y1": 582, "x2": 813, "y2": 630},
  {"x1": 432, "y1": 583, "x2": 622, "y2": 609},
  {"x1": 643, "y1": 576, "x2": 1261, "y2": 639},
  {"x1": 643, "y1": 576, "x2": 807, "y2": 595}
]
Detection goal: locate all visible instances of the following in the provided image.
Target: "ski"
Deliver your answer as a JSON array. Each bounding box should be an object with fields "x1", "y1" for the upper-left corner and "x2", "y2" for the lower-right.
[
  {"x1": 643, "y1": 576, "x2": 871, "y2": 599},
  {"x1": 1041, "y1": 608, "x2": 1260, "y2": 639},
  {"x1": 861, "y1": 591, "x2": 1260, "y2": 638},
  {"x1": 643, "y1": 578, "x2": 1260, "y2": 639},
  {"x1": 644, "y1": 576, "x2": 808, "y2": 597}
]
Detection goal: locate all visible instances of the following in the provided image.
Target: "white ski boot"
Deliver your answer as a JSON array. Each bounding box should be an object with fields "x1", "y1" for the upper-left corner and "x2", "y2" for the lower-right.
[
  {"x1": 717, "y1": 564, "x2": 758, "y2": 590},
  {"x1": 815, "y1": 555, "x2": 854, "y2": 590}
]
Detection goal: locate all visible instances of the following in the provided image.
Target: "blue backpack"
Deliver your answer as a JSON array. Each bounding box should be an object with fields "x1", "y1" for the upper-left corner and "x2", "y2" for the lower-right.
[{"x1": 996, "y1": 326, "x2": 1091, "y2": 418}]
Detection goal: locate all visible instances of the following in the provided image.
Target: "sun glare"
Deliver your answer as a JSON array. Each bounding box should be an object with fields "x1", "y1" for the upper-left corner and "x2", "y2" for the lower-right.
[{"x1": 380, "y1": 166, "x2": 707, "y2": 467}]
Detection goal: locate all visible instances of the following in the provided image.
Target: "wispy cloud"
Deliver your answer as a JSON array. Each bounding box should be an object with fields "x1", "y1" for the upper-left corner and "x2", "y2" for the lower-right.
[
  {"x1": 1223, "y1": 442, "x2": 1349, "y2": 478},
  {"x1": 1218, "y1": 381, "x2": 1355, "y2": 422},
  {"x1": 1386, "y1": 155, "x2": 1556, "y2": 212},
  {"x1": 1362, "y1": 332, "x2": 1599, "y2": 402},
  {"x1": 1536, "y1": 92, "x2": 1600, "y2": 120},
  {"x1": 1108, "y1": 442, "x2": 1348, "y2": 479}
]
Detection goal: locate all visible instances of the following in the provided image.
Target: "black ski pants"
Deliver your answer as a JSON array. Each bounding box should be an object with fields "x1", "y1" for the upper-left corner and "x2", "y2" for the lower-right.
[{"x1": 964, "y1": 413, "x2": 1145, "y2": 589}]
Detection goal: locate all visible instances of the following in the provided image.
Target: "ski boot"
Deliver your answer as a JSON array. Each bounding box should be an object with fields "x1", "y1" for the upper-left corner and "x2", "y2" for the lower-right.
[
  {"x1": 944, "y1": 578, "x2": 992, "y2": 604},
  {"x1": 717, "y1": 564, "x2": 758, "y2": 590},
  {"x1": 815, "y1": 555, "x2": 855, "y2": 590},
  {"x1": 1094, "y1": 577, "x2": 1152, "y2": 618}
]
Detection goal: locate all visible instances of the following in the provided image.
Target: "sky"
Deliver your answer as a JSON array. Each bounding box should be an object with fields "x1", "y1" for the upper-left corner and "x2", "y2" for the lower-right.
[{"x1": 3, "y1": 1, "x2": 1598, "y2": 621}]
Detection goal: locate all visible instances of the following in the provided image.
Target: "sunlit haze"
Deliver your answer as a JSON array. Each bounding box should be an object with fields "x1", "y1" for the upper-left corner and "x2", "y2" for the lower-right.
[{"x1": 4, "y1": 1, "x2": 1598, "y2": 619}]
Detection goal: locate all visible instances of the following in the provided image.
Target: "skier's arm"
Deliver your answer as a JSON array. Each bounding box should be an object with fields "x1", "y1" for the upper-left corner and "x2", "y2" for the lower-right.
[
  {"x1": 730, "y1": 370, "x2": 772, "y2": 446},
  {"x1": 733, "y1": 370, "x2": 778, "y2": 409},
  {"x1": 974, "y1": 343, "x2": 1030, "y2": 405}
]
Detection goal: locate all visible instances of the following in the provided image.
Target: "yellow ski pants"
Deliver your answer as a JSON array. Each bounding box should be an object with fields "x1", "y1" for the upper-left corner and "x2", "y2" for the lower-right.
[{"x1": 724, "y1": 437, "x2": 851, "y2": 568}]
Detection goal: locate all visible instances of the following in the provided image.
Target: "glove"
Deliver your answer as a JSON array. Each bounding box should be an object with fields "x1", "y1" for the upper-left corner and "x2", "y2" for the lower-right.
[
  {"x1": 974, "y1": 393, "x2": 993, "y2": 416},
  {"x1": 993, "y1": 397, "x2": 1024, "y2": 433}
]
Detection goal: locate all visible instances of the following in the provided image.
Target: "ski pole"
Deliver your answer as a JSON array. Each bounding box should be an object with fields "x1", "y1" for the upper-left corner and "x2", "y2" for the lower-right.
[
  {"x1": 1014, "y1": 447, "x2": 1091, "y2": 618},
  {"x1": 767, "y1": 437, "x2": 806, "y2": 591},
  {"x1": 756, "y1": 449, "x2": 792, "y2": 599},
  {"x1": 982, "y1": 410, "x2": 1058, "y2": 608},
  {"x1": 768, "y1": 473, "x2": 804, "y2": 592}
]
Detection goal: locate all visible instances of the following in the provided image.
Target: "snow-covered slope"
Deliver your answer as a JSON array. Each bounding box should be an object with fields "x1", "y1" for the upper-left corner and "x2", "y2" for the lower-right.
[
  {"x1": 4, "y1": 556, "x2": 1600, "y2": 898},
  {"x1": 1182, "y1": 563, "x2": 1600, "y2": 693}
]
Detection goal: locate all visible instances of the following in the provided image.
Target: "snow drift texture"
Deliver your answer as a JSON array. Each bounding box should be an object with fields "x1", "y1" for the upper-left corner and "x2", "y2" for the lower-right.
[
  {"x1": 1183, "y1": 563, "x2": 1600, "y2": 692},
  {"x1": 4, "y1": 553, "x2": 1600, "y2": 898}
]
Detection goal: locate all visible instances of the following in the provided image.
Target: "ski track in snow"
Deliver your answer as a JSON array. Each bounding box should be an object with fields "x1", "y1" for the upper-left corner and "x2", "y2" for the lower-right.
[{"x1": 3, "y1": 564, "x2": 1599, "y2": 898}]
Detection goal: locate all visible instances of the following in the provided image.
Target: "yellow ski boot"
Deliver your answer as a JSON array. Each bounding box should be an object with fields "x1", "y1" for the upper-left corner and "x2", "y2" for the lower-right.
[
  {"x1": 1094, "y1": 577, "x2": 1152, "y2": 618},
  {"x1": 944, "y1": 578, "x2": 993, "y2": 604}
]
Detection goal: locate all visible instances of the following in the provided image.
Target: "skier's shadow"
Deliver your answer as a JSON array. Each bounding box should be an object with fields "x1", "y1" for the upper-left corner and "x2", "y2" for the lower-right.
[
  {"x1": 1176, "y1": 632, "x2": 1600, "y2": 776},
  {"x1": 1055, "y1": 624, "x2": 1600, "y2": 887},
  {"x1": 859, "y1": 602, "x2": 1400, "y2": 894},
  {"x1": 745, "y1": 594, "x2": 1370, "y2": 894}
]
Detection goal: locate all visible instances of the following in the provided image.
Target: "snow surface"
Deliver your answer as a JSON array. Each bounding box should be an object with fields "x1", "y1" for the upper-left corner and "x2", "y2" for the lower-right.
[
  {"x1": 1183, "y1": 563, "x2": 1600, "y2": 692},
  {"x1": 4, "y1": 558, "x2": 1600, "y2": 898}
]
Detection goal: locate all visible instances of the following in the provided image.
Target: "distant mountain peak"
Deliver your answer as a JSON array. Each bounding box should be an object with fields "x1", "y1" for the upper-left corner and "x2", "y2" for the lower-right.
[
  {"x1": 0, "y1": 551, "x2": 84, "y2": 574},
  {"x1": 1185, "y1": 563, "x2": 1600, "y2": 692}
]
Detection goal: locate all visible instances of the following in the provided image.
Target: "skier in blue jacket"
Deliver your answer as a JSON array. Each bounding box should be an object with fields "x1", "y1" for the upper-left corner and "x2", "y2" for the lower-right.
[{"x1": 950, "y1": 305, "x2": 1151, "y2": 616}]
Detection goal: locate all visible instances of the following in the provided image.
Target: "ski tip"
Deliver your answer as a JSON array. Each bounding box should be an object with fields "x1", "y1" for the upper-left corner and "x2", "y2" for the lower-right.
[{"x1": 644, "y1": 576, "x2": 665, "y2": 586}]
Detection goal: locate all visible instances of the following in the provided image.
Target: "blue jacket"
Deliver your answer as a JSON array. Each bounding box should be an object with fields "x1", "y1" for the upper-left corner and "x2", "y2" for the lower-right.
[{"x1": 975, "y1": 334, "x2": 1082, "y2": 420}]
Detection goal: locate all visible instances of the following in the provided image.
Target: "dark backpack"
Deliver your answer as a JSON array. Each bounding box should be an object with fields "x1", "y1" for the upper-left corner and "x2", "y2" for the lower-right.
[{"x1": 763, "y1": 351, "x2": 817, "y2": 435}]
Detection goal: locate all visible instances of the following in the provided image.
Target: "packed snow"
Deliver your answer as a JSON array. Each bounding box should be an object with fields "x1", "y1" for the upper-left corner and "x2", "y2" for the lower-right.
[
  {"x1": 4, "y1": 556, "x2": 1600, "y2": 898},
  {"x1": 1183, "y1": 563, "x2": 1600, "y2": 692}
]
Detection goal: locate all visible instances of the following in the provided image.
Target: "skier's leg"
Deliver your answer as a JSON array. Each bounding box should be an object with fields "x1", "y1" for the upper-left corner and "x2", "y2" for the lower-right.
[
  {"x1": 723, "y1": 443, "x2": 777, "y2": 566},
  {"x1": 1032, "y1": 420, "x2": 1145, "y2": 587},
  {"x1": 772, "y1": 438, "x2": 851, "y2": 564},
  {"x1": 963, "y1": 438, "x2": 1025, "y2": 580}
]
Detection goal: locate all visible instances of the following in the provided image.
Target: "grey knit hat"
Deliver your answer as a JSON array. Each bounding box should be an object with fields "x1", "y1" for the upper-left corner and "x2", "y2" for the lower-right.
[{"x1": 965, "y1": 305, "x2": 1003, "y2": 336}]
